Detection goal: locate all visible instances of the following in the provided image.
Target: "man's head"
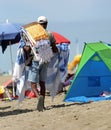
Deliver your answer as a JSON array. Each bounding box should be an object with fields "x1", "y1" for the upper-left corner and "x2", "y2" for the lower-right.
[{"x1": 37, "y1": 16, "x2": 48, "y2": 29}]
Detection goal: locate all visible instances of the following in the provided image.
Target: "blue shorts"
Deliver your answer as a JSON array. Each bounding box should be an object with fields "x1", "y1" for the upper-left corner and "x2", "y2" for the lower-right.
[{"x1": 28, "y1": 61, "x2": 47, "y2": 83}]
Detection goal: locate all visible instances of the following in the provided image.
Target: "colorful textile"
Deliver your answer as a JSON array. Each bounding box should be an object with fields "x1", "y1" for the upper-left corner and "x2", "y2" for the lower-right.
[
  {"x1": 46, "y1": 43, "x2": 70, "y2": 99},
  {"x1": 57, "y1": 43, "x2": 70, "y2": 83},
  {"x1": 0, "y1": 86, "x2": 5, "y2": 94}
]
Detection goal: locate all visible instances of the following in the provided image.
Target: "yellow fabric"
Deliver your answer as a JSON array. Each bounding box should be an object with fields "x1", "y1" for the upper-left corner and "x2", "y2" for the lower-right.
[
  {"x1": 0, "y1": 86, "x2": 5, "y2": 94},
  {"x1": 68, "y1": 54, "x2": 81, "y2": 73},
  {"x1": 24, "y1": 22, "x2": 49, "y2": 42}
]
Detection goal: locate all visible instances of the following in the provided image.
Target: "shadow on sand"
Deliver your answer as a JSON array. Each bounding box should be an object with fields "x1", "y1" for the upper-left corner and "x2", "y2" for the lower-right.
[
  {"x1": 46, "y1": 101, "x2": 92, "y2": 110},
  {"x1": 0, "y1": 108, "x2": 33, "y2": 117}
]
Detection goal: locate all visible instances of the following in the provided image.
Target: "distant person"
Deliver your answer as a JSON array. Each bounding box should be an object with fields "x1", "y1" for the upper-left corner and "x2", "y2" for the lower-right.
[{"x1": 24, "y1": 16, "x2": 58, "y2": 111}]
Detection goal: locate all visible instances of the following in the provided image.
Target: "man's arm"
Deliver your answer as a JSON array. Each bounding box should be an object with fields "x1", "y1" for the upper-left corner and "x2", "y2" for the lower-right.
[
  {"x1": 50, "y1": 41, "x2": 58, "y2": 53},
  {"x1": 49, "y1": 32, "x2": 58, "y2": 53}
]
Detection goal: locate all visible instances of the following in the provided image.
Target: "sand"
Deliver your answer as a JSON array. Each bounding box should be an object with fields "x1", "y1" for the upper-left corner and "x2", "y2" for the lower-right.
[{"x1": 0, "y1": 75, "x2": 111, "y2": 130}]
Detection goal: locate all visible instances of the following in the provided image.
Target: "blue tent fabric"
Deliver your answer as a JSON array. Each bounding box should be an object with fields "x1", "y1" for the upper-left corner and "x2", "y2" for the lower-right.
[
  {"x1": 64, "y1": 42, "x2": 111, "y2": 103},
  {"x1": 65, "y1": 96, "x2": 111, "y2": 103}
]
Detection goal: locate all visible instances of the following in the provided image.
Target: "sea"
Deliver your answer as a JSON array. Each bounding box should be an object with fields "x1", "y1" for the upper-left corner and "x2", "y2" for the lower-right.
[{"x1": 0, "y1": 20, "x2": 111, "y2": 72}]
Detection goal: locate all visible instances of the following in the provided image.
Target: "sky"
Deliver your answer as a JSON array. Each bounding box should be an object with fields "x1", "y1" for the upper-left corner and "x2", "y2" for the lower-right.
[
  {"x1": 0, "y1": 0, "x2": 111, "y2": 72},
  {"x1": 0, "y1": 0, "x2": 111, "y2": 23}
]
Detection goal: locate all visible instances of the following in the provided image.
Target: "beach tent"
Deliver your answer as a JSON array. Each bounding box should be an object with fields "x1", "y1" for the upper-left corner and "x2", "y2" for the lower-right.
[{"x1": 64, "y1": 41, "x2": 111, "y2": 102}]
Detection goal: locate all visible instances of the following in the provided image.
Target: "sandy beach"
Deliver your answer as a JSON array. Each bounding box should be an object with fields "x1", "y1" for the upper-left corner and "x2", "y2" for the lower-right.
[{"x1": 0, "y1": 76, "x2": 111, "y2": 130}]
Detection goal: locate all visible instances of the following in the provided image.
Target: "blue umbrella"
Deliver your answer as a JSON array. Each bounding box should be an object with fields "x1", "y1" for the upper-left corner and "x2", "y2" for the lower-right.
[
  {"x1": 0, "y1": 22, "x2": 22, "y2": 97},
  {"x1": 0, "y1": 22, "x2": 21, "y2": 53}
]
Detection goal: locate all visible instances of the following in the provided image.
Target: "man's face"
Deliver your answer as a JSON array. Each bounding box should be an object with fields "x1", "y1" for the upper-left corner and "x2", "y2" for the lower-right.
[{"x1": 40, "y1": 23, "x2": 47, "y2": 29}]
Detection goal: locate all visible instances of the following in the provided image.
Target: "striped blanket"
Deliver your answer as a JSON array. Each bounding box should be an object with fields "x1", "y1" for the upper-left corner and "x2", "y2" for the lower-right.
[{"x1": 46, "y1": 43, "x2": 70, "y2": 100}]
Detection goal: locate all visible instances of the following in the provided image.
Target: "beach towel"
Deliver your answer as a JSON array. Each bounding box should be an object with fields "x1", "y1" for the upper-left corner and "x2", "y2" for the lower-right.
[
  {"x1": 57, "y1": 43, "x2": 70, "y2": 83},
  {"x1": 13, "y1": 39, "x2": 30, "y2": 103},
  {"x1": 13, "y1": 39, "x2": 26, "y2": 80},
  {"x1": 46, "y1": 53, "x2": 61, "y2": 100},
  {"x1": 16, "y1": 67, "x2": 30, "y2": 103},
  {"x1": 46, "y1": 43, "x2": 70, "y2": 100}
]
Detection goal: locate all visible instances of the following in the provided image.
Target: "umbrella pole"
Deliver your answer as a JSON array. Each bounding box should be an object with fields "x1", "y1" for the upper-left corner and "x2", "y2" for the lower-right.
[{"x1": 9, "y1": 42, "x2": 15, "y2": 98}]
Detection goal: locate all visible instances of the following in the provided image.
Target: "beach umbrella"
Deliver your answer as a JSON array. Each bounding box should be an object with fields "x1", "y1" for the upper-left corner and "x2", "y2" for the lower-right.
[
  {"x1": 0, "y1": 22, "x2": 21, "y2": 53},
  {"x1": 52, "y1": 32, "x2": 70, "y2": 44},
  {"x1": 0, "y1": 22, "x2": 21, "y2": 97}
]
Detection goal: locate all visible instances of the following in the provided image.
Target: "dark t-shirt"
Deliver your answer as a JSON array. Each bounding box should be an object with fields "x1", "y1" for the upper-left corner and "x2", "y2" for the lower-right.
[
  {"x1": 47, "y1": 31, "x2": 58, "y2": 53},
  {"x1": 47, "y1": 30, "x2": 56, "y2": 43}
]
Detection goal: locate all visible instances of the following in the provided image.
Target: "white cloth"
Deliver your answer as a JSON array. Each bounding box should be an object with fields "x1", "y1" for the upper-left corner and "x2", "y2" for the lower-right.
[
  {"x1": 46, "y1": 53, "x2": 61, "y2": 100},
  {"x1": 16, "y1": 67, "x2": 30, "y2": 103},
  {"x1": 36, "y1": 39, "x2": 53, "y2": 63},
  {"x1": 12, "y1": 41, "x2": 29, "y2": 103}
]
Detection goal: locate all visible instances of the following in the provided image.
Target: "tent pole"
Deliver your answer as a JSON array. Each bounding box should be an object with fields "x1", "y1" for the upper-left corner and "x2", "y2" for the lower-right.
[{"x1": 9, "y1": 42, "x2": 15, "y2": 97}]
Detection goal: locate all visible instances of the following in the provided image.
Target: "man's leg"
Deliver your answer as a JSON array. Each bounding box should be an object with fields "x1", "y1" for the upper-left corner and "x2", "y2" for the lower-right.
[
  {"x1": 37, "y1": 63, "x2": 47, "y2": 111},
  {"x1": 39, "y1": 80, "x2": 46, "y2": 98},
  {"x1": 36, "y1": 80, "x2": 46, "y2": 111},
  {"x1": 31, "y1": 82, "x2": 39, "y2": 97}
]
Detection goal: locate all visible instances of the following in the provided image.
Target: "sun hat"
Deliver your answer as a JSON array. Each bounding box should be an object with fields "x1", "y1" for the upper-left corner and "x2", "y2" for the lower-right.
[{"x1": 37, "y1": 16, "x2": 48, "y2": 24}]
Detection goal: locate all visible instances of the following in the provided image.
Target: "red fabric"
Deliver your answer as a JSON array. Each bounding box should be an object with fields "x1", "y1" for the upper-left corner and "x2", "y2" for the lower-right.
[
  {"x1": 25, "y1": 90, "x2": 36, "y2": 98},
  {"x1": 3, "y1": 79, "x2": 12, "y2": 88},
  {"x1": 0, "y1": 94, "x2": 3, "y2": 98},
  {"x1": 52, "y1": 32, "x2": 70, "y2": 44}
]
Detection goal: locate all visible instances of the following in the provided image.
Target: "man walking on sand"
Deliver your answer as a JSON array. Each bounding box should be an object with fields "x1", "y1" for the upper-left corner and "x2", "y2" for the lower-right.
[{"x1": 25, "y1": 16, "x2": 58, "y2": 111}]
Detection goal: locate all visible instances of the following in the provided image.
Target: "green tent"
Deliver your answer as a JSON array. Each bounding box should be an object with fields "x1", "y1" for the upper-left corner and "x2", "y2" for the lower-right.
[{"x1": 64, "y1": 41, "x2": 111, "y2": 102}]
